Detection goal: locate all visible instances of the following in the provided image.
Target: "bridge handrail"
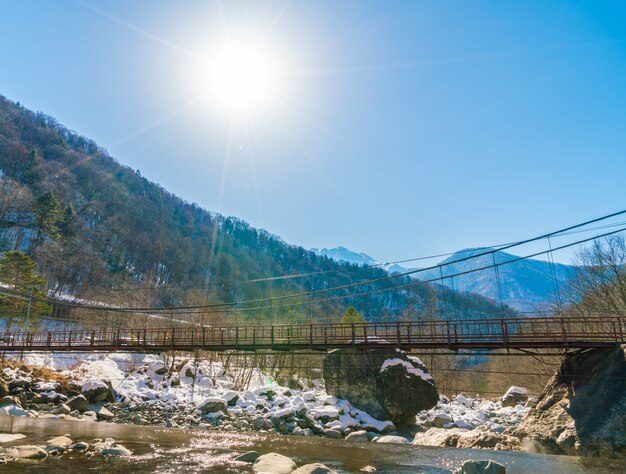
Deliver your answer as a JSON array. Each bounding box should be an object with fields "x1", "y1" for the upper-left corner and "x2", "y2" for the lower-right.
[{"x1": 0, "y1": 315, "x2": 623, "y2": 350}]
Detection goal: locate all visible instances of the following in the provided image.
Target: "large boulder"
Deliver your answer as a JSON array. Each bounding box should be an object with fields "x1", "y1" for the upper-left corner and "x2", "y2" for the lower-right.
[
  {"x1": 81, "y1": 380, "x2": 114, "y2": 403},
  {"x1": 517, "y1": 345, "x2": 626, "y2": 458},
  {"x1": 292, "y1": 464, "x2": 337, "y2": 474},
  {"x1": 197, "y1": 397, "x2": 227, "y2": 414},
  {"x1": 501, "y1": 386, "x2": 530, "y2": 407},
  {"x1": 412, "y1": 427, "x2": 520, "y2": 451},
  {"x1": 323, "y1": 348, "x2": 438, "y2": 426},
  {"x1": 252, "y1": 453, "x2": 297, "y2": 473}
]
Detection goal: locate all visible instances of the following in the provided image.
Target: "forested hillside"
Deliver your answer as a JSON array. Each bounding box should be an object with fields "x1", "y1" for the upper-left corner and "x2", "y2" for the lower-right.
[{"x1": 0, "y1": 95, "x2": 508, "y2": 326}]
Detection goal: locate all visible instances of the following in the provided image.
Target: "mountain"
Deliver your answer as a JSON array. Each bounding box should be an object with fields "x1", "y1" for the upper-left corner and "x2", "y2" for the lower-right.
[
  {"x1": 417, "y1": 248, "x2": 576, "y2": 313},
  {"x1": 313, "y1": 245, "x2": 576, "y2": 313},
  {"x1": 311, "y1": 246, "x2": 412, "y2": 275},
  {"x1": 0, "y1": 95, "x2": 507, "y2": 324}
]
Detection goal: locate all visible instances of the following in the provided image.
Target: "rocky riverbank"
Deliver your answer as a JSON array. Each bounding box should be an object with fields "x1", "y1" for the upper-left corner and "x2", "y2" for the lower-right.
[{"x1": 0, "y1": 352, "x2": 530, "y2": 449}]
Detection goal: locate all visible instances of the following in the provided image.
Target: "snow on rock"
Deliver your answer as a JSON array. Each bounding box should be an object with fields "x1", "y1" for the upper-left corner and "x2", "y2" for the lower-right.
[
  {"x1": 379, "y1": 358, "x2": 433, "y2": 383},
  {"x1": 81, "y1": 381, "x2": 108, "y2": 393},
  {"x1": 416, "y1": 393, "x2": 531, "y2": 434},
  {"x1": 3, "y1": 351, "x2": 402, "y2": 441}
]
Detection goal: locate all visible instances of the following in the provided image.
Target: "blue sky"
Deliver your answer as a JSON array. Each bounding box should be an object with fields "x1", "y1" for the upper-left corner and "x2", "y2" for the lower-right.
[{"x1": 1, "y1": 1, "x2": 625, "y2": 264}]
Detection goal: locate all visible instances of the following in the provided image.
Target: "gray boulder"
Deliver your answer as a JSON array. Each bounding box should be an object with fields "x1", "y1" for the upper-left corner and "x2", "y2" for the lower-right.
[
  {"x1": 323, "y1": 348, "x2": 438, "y2": 426},
  {"x1": 375, "y1": 435, "x2": 409, "y2": 444},
  {"x1": 67, "y1": 394, "x2": 89, "y2": 412},
  {"x1": 346, "y1": 430, "x2": 369, "y2": 442},
  {"x1": 87, "y1": 403, "x2": 114, "y2": 421},
  {"x1": 6, "y1": 445, "x2": 48, "y2": 459},
  {"x1": 292, "y1": 463, "x2": 337, "y2": 474},
  {"x1": 236, "y1": 451, "x2": 260, "y2": 463},
  {"x1": 453, "y1": 460, "x2": 506, "y2": 474},
  {"x1": 517, "y1": 344, "x2": 626, "y2": 458},
  {"x1": 198, "y1": 397, "x2": 227, "y2": 414},
  {"x1": 501, "y1": 387, "x2": 529, "y2": 407},
  {"x1": 81, "y1": 381, "x2": 114, "y2": 403},
  {"x1": 252, "y1": 453, "x2": 297, "y2": 473}
]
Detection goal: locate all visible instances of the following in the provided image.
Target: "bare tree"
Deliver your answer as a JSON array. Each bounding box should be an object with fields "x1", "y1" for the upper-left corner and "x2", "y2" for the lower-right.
[{"x1": 567, "y1": 236, "x2": 626, "y2": 316}]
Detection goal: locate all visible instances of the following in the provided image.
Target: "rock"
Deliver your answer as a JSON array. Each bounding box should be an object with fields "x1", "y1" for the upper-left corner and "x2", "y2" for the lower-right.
[
  {"x1": 0, "y1": 395, "x2": 20, "y2": 407},
  {"x1": 452, "y1": 460, "x2": 506, "y2": 474},
  {"x1": 236, "y1": 451, "x2": 260, "y2": 463},
  {"x1": 292, "y1": 463, "x2": 337, "y2": 474},
  {"x1": 94, "y1": 438, "x2": 132, "y2": 457},
  {"x1": 375, "y1": 435, "x2": 409, "y2": 444},
  {"x1": 433, "y1": 413, "x2": 453, "y2": 428},
  {"x1": 323, "y1": 428, "x2": 343, "y2": 439},
  {"x1": 53, "y1": 403, "x2": 71, "y2": 415},
  {"x1": 323, "y1": 349, "x2": 438, "y2": 426},
  {"x1": 67, "y1": 394, "x2": 89, "y2": 412},
  {"x1": 81, "y1": 381, "x2": 113, "y2": 403},
  {"x1": 252, "y1": 452, "x2": 298, "y2": 473},
  {"x1": 47, "y1": 435, "x2": 72, "y2": 448},
  {"x1": 223, "y1": 390, "x2": 240, "y2": 406},
  {"x1": 517, "y1": 345, "x2": 626, "y2": 458},
  {"x1": 5, "y1": 445, "x2": 48, "y2": 459},
  {"x1": 0, "y1": 404, "x2": 28, "y2": 416},
  {"x1": 0, "y1": 433, "x2": 26, "y2": 443},
  {"x1": 346, "y1": 430, "x2": 369, "y2": 442},
  {"x1": 9, "y1": 378, "x2": 31, "y2": 391},
  {"x1": 311, "y1": 406, "x2": 340, "y2": 422},
  {"x1": 501, "y1": 387, "x2": 530, "y2": 408},
  {"x1": 198, "y1": 397, "x2": 227, "y2": 414},
  {"x1": 72, "y1": 441, "x2": 90, "y2": 451},
  {"x1": 87, "y1": 403, "x2": 114, "y2": 421},
  {"x1": 412, "y1": 427, "x2": 520, "y2": 450}
]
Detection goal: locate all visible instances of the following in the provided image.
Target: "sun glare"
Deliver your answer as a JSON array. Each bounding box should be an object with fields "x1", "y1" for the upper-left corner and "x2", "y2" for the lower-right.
[{"x1": 198, "y1": 38, "x2": 285, "y2": 118}]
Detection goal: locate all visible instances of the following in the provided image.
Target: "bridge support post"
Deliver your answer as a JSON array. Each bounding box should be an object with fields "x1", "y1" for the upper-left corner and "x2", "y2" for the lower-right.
[
  {"x1": 396, "y1": 322, "x2": 401, "y2": 347},
  {"x1": 91, "y1": 330, "x2": 95, "y2": 349},
  {"x1": 351, "y1": 323, "x2": 356, "y2": 345}
]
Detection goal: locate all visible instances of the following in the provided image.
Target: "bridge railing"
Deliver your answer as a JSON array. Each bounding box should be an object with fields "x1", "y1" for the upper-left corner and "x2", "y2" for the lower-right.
[{"x1": 0, "y1": 316, "x2": 623, "y2": 351}]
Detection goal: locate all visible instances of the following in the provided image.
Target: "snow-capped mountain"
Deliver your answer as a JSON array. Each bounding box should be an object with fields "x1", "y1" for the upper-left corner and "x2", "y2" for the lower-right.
[
  {"x1": 314, "y1": 246, "x2": 577, "y2": 313},
  {"x1": 414, "y1": 248, "x2": 576, "y2": 313},
  {"x1": 310, "y1": 246, "x2": 411, "y2": 275}
]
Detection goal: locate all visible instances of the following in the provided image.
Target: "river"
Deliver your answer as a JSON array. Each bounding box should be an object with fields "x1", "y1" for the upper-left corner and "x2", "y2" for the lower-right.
[{"x1": 1, "y1": 417, "x2": 625, "y2": 473}]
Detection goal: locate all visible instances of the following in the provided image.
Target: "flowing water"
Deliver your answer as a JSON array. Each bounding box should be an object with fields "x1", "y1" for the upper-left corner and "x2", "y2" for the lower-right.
[{"x1": 1, "y1": 417, "x2": 625, "y2": 473}]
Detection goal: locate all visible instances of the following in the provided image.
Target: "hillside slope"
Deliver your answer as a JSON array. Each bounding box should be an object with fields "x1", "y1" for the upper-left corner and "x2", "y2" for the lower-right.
[
  {"x1": 0, "y1": 95, "x2": 507, "y2": 324},
  {"x1": 418, "y1": 248, "x2": 576, "y2": 312}
]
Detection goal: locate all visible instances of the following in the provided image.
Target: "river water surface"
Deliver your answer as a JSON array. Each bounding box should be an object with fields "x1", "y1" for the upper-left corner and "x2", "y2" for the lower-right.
[{"x1": 1, "y1": 416, "x2": 625, "y2": 473}]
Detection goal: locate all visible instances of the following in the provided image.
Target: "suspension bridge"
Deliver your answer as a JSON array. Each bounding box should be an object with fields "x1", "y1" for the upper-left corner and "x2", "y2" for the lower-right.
[
  {"x1": 2, "y1": 210, "x2": 626, "y2": 355},
  {"x1": 0, "y1": 315, "x2": 624, "y2": 353}
]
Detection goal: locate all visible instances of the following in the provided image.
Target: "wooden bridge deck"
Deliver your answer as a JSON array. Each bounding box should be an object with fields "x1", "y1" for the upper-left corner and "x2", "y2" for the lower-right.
[{"x1": 0, "y1": 316, "x2": 624, "y2": 353}]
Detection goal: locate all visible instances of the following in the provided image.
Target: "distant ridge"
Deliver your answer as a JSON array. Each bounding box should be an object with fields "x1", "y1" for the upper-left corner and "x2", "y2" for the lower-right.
[{"x1": 315, "y1": 246, "x2": 576, "y2": 312}]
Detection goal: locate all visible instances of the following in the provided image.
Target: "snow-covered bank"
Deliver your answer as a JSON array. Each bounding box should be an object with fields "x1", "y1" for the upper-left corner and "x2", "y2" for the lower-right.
[{"x1": 0, "y1": 352, "x2": 531, "y2": 448}]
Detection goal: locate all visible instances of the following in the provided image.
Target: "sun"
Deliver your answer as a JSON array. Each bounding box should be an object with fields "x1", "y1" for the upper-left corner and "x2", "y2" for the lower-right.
[{"x1": 199, "y1": 38, "x2": 285, "y2": 118}]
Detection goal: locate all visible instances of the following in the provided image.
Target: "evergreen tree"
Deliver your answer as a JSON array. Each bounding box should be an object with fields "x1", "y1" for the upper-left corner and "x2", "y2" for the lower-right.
[
  {"x1": 341, "y1": 306, "x2": 364, "y2": 323},
  {"x1": 0, "y1": 251, "x2": 50, "y2": 330},
  {"x1": 33, "y1": 191, "x2": 62, "y2": 242},
  {"x1": 58, "y1": 203, "x2": 78, "y2": 238}
]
